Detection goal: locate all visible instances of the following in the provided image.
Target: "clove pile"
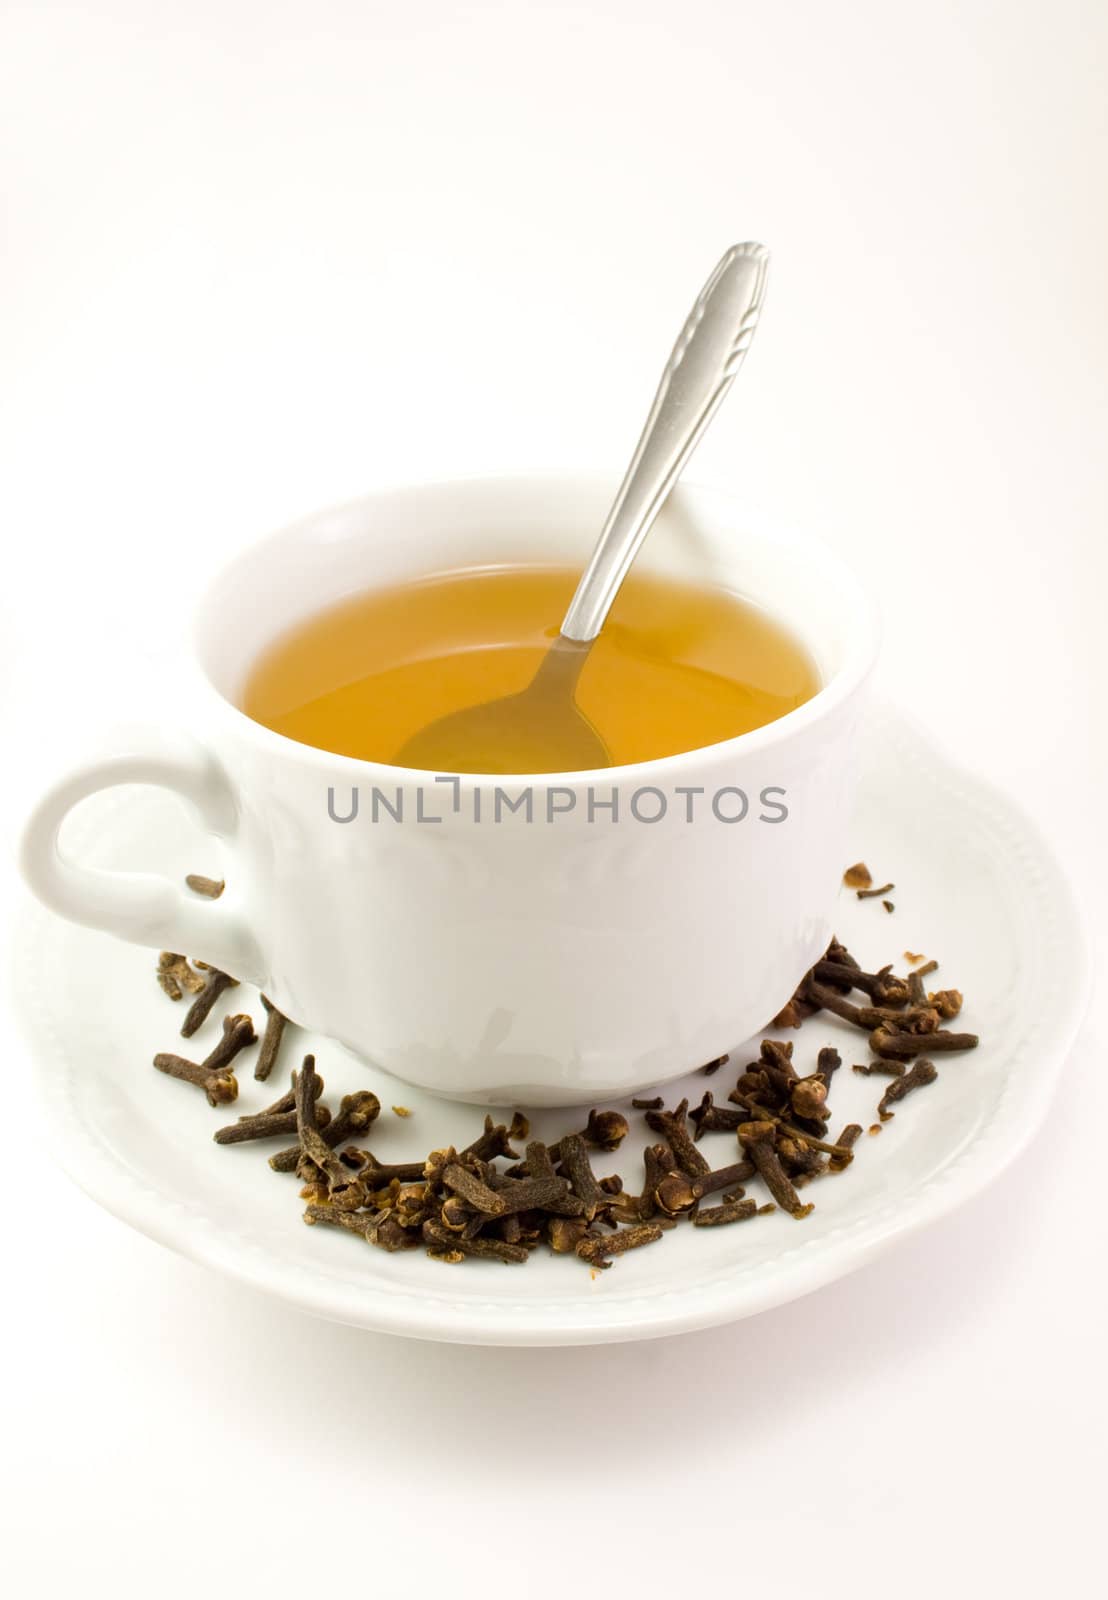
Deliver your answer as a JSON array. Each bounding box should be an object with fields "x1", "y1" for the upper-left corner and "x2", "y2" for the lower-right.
[{"x1": 148, "y1": 873, "x2": 979, "y2": 1269}]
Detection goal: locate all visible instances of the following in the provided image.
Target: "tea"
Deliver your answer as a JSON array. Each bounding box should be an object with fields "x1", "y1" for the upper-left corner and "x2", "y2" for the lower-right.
[{"x1": 241, "y1": 565, "x2": 819, "y2": 772}]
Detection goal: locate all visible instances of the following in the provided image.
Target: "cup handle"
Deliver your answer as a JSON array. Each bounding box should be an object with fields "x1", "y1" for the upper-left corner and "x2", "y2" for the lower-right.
[{"x1": 19, "y1": 727, "x2": 267, "y2": 987}]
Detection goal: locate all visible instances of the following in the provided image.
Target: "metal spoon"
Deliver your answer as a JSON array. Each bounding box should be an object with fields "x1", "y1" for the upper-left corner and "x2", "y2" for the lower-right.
[{"x1": 395, "y1": 241, "x2": 770, "y2": 774}]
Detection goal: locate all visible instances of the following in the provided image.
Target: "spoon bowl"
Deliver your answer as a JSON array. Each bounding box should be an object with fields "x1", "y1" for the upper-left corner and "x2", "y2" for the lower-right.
[
  {"x1": 394, "y1": 637, "x2": 608, "y2": 774},
  {"x1": 394, "y1": 243, "x2": 770, "y2": 774}
]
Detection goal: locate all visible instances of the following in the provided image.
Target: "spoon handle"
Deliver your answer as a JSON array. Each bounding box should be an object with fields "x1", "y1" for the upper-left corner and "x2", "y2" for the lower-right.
[{"x1": 559, "y1": 242, "x2": 770, "y2": 643}]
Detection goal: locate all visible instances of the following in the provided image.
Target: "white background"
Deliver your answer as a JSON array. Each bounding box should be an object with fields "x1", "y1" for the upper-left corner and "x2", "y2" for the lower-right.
[{"x1": 2, "y1": 2, "x2": 1106, "y2": 1594}]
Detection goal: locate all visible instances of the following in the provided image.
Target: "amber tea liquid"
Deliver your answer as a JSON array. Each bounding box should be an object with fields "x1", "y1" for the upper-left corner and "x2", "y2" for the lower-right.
[{"x1": 242, "y1": 565, "x2": 820, "y2": 772}]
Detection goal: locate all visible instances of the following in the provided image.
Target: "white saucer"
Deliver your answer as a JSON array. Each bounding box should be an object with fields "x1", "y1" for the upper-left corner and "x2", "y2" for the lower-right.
[{"x1": 12, "y1": 706, "x2": 1089, "y2": 1345}]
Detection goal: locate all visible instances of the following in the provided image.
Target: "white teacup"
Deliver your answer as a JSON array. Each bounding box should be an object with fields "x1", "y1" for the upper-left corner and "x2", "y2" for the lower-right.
[{"x1": 20, "y1": 475, "x2": 877, "y2": 1106}]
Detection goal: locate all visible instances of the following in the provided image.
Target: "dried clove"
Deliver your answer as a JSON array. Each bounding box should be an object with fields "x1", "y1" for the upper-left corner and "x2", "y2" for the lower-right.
[
  {"x1": 789, "y1": 1075, "x2": 828, "y2": 1122},
  {"x1": 204, "y1": 1013, "x2": 256, "y2": 1072},
  {"x1": 760, "y1": 1038, "x2": 797, "y2": 1078},
  {"x1": 804, "y1": 980, "x2": 942, "y2": 1038},
  {"x1": 816, "y1": 1045, "x2": 842, "y2": 1088},
  {"x1": 438, "y1": 1194, "x2": 472, "y2": 1232},
  {"x1": 215, "y1": 1074, "x2": 329, "y2": 1144},
  {"x1": 292, "y1": 1057, "x2": 365, "y2": 1206},
  {"x1": 441, "y1": 1162, "x2": 507, "y2": 1215},
  {"x1": 800, "y1": 980, "x2": 873, "y2": 1030},
  {"x1": 852, "y1": 1060, "x2": 905, "y2": 1078},
  {"x1": 689, "y1": 1091, "x2": 746, "y2": 1139},
  {"x1": 906, "y1": 963, "x2": 938, "y2": 1008},
  {"x1": 581, "y1": 1109, "x2": 630, "y2": 1150},
  {"x1": 828, "y1": 1124, "x2": 863, "y2": 1173},
  {"x1": 877, "y1": 1059, "x2": 938, "y2": 1120},
  {"x1": 556, "y1": 1134, "x2": 606, "y2": 1220},
  {"x1": 185, "y1": 874, "x2": 224, "y2": 899},
  {"x1": 496, "y1": 1212, "x2": 526, "y2": 1246},
  {"x1": 725, "y1": 1090, "x2": 853, "y2": 1160},
  {"x1": 548, "y1": 1109, "x2": 629, "y2": 1161},
  {"x1": 644, "y1": 1100, "x2": 710, "y2": 1178},
  {"x1": 152, "y1": 1054, "x2": 238, "y2": 1106},
  {"x1": 339, "y1": 1152, "x2": 426, "y2": 1186},
  {"x1": 772, "y1": 992, "x2": 822, "y2": 1029},
  {"x1": 777, "y1": 1135, "x2": 825, "y2": 1176},
  {"x1": 692, "y1": 1198, "x2": 771, "y2": 1227},
  {"x1": 636, "y1": 1143, "x2": 675, "y2": 1220},
  {"x1": 180, "y1": 966, "x2": 238, "y2": 1038},
  {"x1": 153, "y1": 1012, "x2": 255, "y2": 1106},
  {"x1": 547, "y1": 1215, "x2": 590, "y2": 1253},
  {"x1": 812, "y1": 960, "x2": 911, "y2": 1008},
  {"x1": 267, "y1": 1089, "x2": 380, "y2": 1170},
  {"x1": 737, "y1": 1121, "x2": 814, "y2": 1219},
  {"x1": 652, "y1": 1173, "x2": 701, "y2": 1217},
  {"x1": 254, "y1": 995, "x2": 288, "y2": 1082},
  {"x1": 774, "y1": 936, "x2": 864, "y2": 1026},
  {"x1": 856, "y1": 881, "x2": 894, "y2": 900},
  {"x1": 576, "y1": 1222, "x2": 665, "y2": 1268},
  {"x1": 842, "y1": 862, "x2": 873, "y2": 889},
  {"x1": 303, "y1": 1203, "x2": 374, "y2": 1240},
  {"x1": 422, "y1": 1219, "x2": 529, "y2": 1263},
  {"x1": 826, "y1": 937, "x2": 862, "y2": 970},
  {"x1": 492, "y1": 1177, "x2": 585, "y2": 1219},
  {"x1": 523, "y1": 1140, "x2": 557, "y2": 1182},
  {"x1": 869, "y1": 1025, "x2": 977, "y2": 1059},
  {"x1": 367, "y1": 1212, "x2": 422, "y2": 1253},
  {"x1": 156, "y1": 952, "x2": 205, "y2": 1001},
  {"x1": 654, "y1": 1159, "x2": 754, "y2": 1216},
  {"x1": 461, "y1": 1114, "x2": 530, "y2": 1163},
  {"x1": 631, "y1": 1096, "x2": 664, "y2": 1110},
  {"x1": 601, "y1": 1143, "x2": 674, "y2": 1224}
]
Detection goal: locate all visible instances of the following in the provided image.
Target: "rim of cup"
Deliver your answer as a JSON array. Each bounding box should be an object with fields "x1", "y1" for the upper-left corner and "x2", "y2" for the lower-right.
[{"x1": 189, "y1": 471, "x2": 881, "y2": 787}]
